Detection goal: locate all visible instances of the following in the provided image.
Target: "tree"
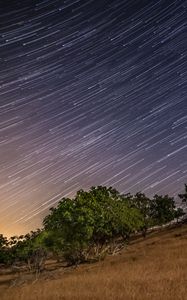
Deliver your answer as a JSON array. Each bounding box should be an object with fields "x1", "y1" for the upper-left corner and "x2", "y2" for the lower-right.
[
  {"x1": 150, "y1": 194, "x2": 178, "y2": 225},
  {"x1": 0, "y1": 234, "x2": 8, "y2": 249},
  {"x1": 174, "y1": 207, "x2": 185, "y2": 223},
  {"x1": 43, "y1": 186, "x2": 143, "y2": 264},
  {"x1": 129, "y1": 192, "x2": 153, "y2": 237},
  {"x1": 0, "y1": 234, "x2": 9, "y2": 265},
  {"x1": 178, "y1": 184, "x2": 187, "y2": 203},
  {"x1": 9, "y1": 229, "x2": 47, "y2": 273}
]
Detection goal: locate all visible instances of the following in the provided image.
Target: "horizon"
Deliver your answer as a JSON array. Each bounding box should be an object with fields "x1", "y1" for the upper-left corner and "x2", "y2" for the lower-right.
[
  {"x1": 1, "y1": 184, "x2": 186, "y2": 238},
  {"x1": 0, "y1": 1, "x2": 186, "y2": 238}
]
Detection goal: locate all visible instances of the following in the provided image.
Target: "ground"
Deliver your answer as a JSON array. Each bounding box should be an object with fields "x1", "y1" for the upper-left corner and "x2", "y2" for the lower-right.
[{"x1": 1, "y1": 223, "x2": 187, "y2": 300}]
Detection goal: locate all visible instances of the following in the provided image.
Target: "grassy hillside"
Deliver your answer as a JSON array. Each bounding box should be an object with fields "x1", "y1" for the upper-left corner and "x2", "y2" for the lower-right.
[{"x1": 1, "y1": 223, "x2": 187, "y2": 300}]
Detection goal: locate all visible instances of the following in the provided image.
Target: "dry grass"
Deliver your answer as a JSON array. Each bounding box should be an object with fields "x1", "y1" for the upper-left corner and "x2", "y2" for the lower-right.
[{"x1": 1, "y1": 224, "x2": 187, "y2": 300}]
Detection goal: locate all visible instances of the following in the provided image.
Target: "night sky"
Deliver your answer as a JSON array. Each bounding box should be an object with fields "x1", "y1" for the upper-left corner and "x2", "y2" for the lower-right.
[{"x1": 0, "y1": 0, "x2": 186, "y2": 237}]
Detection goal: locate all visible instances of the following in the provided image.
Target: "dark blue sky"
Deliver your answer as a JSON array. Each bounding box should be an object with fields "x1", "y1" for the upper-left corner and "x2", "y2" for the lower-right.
[{"x1": 0, "y1": 0, "x2": 186, "y2": 236}]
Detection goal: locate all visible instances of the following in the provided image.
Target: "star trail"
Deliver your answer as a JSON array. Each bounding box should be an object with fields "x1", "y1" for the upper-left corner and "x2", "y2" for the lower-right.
[{"x1": 0, "y1": 0, "x2": 186, "y2": 237}]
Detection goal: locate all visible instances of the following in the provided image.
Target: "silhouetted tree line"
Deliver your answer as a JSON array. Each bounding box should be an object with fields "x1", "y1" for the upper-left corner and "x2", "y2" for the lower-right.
[{"x1": 0, "y1": 184, "x2": 186, "y2": 270}]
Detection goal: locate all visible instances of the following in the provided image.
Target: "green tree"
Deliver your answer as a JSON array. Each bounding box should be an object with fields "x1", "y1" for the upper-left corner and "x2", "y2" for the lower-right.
[
  {"x1": 10, "y1": 229, "x2": 47, "y2": 272},
  {"x1": 150, "y1": 194, "x2": 178, "y2": 225},
  {"x1": 43, "y1": 186, "x2": 143, "y2": 264},
  {"x1": 129, "y1": 192, "x2": 153, "y2": 237}
]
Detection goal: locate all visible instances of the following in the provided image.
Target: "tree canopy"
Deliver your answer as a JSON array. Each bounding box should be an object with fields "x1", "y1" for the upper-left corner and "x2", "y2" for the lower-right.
[
  {"x1": 43, "y1": 186, "x2": 144, "y2": 263},
  {"x1": 0, "y1": 184, "x2": 186, "y2": 267}
]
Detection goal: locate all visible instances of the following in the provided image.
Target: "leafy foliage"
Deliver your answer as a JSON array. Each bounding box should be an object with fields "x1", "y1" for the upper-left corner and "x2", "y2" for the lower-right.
[
  {"x1": 43, "y1": 186, "x2": 143, "y2": 263},
  {"x1": 0, "y1": 184, "x2": 186, "y2": 267},
  {"x1": 127, "y1": 192, "x2": 153, "y2": 237},
  {"x1": 150, "y1": 194, "x2": 178, "y2": 225}
]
